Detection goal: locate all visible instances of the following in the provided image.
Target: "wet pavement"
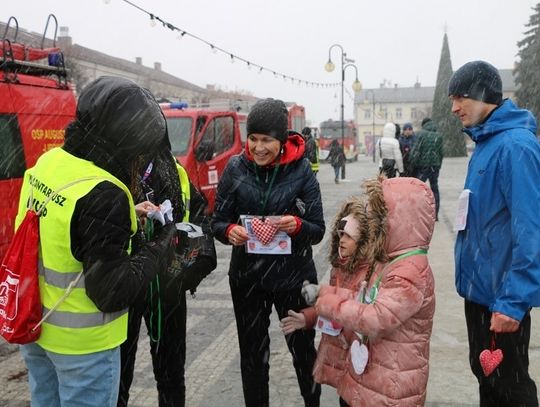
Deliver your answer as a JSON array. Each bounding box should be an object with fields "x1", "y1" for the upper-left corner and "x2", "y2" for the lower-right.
[{"x1": 1, "y1": 155, "x2": 538, "y2": 406}]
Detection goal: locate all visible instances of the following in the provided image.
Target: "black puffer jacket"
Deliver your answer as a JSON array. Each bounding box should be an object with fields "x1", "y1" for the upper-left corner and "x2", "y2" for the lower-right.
[
  {"x1": 212, "y1": 132, "x2": 325, "y2": 291},
  {"x1": 62, "y1": 76, "x2": 177, "y2": 312}
]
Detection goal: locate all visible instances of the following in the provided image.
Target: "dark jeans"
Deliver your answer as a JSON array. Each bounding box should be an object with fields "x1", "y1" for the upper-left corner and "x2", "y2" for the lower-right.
[
  {"x1": 464, "y1": 300, "x2": 538, "y2": 407},
  {"x1": 118, "y1": 277, "x2": 187, "y2": 407},
  {"x1": 416, "y1": 166, "x2": 440, "y2": 218},
  {"x1": 332, "y1": 165, "x2": 341, "y2": 181},
  {"x1": 230, "y1": 278, "x2": 321, "y2": 407}
]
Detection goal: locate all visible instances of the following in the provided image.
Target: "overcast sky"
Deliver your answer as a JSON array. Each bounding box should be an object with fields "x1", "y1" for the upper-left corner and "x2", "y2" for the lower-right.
[{"x1": 4, "y1": 0, "x2": 538, "y2": 125}]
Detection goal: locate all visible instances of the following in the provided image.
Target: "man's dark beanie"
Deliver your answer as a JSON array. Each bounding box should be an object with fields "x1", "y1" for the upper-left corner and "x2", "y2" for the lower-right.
[
  {"x1": 448, "y1": 60, "x2": 502, "y2": 105},
  {"x1": 247, "y1": 98, "x2": 289, "y2": 143},
  {"x1": 421, "y1": 117, "x2": 432, "y2": 127}
]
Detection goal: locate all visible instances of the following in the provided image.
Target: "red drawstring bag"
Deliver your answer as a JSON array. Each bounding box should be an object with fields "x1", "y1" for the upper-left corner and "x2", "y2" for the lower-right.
[{"x1": 0, "y1": 209, "x2": 41, "y2": 344}]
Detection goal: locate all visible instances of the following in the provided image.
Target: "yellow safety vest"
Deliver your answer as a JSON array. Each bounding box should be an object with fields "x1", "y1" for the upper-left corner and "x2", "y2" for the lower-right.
[
  {"x1": 15, "y1": 148, "x2": 137, "y2": 355},
  {"x1": 311, "y1": 139, "x2": 320, "y2": 173},
  {"x1": 176, "y1": 163, "x2": 190, "y2": 222}
]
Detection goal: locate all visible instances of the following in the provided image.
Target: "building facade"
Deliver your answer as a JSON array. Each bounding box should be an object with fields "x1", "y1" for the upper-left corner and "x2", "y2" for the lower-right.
[{"x1": 354, "y1": 71, "x2": 516, "y2": 156}]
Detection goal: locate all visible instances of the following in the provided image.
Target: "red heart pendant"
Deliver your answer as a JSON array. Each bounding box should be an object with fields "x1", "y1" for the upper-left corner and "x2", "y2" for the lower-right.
[
  {"x1": 251, "y1": 218, "x2": 278, "y2": 245},
  {"x1": 479, "y1": 348, "x2": 503, "y2": 376}
]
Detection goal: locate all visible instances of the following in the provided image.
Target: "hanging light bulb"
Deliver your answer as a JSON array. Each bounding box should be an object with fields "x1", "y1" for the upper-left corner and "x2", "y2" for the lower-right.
[
  {"x1": 230, "y1": 54, "x2": 235, "y2": 63},
  {"x1": 149, "y1": 14, "x2": 157, "y2": 27},
  {"x1": 325, "y1": 59, "x2": 335, "y2": 72},
  {"x1": 210, "y1": 44, "x2": 217, "y2": 54},
  {"x1": 103, "y1": 0, "x2": 111, "y2": 4},
  {"x1": 247, "y1": 62, "x2": 251, "y2": 70},
  {"x1": 258, "y1": 67, "x2": 263, "y2": 74},
  {"x1": 352, "y1": 79, "x2": 362, "y2": 92}
]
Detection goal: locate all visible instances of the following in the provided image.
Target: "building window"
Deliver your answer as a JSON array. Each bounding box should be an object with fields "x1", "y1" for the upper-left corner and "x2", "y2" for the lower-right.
[
  {"x1": 364, "y1": 109, "x2": 371, "y2": 119},
  {"x1": 396, "y1": 108, "x2": 402, "y2": 120},
  {"x1": 411, "y1": 108, "x2": 418, "y2": 119}
]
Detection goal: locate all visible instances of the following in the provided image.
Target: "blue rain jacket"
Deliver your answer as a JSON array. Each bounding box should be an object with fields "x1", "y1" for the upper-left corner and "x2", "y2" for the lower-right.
[{"x1": 455, "y1": 98, "x2": 540, "y2": 321}]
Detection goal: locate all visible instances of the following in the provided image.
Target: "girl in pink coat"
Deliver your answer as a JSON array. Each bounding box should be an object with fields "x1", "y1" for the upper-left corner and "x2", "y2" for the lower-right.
[
  {"x1": 281, "y1": 197, "x2": 370, "y2": 393},
  {"x1": 308, "y1": 176, "x2": 436, "y2": 406}
]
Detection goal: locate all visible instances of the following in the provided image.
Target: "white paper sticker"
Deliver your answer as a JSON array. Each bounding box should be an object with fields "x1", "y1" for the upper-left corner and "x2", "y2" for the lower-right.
[
  {"x1": 453, "y1": 189, "x2": 471, "y2": 232},
  {"x1": 350, "y1": 340, "x2": 369, "y2": 375},
  {"x1": 315, "y1": 316, "x2": 342, "y2": 336}
]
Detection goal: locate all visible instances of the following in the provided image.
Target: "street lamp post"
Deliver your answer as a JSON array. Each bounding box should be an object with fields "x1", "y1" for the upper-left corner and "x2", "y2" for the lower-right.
[
  {"x1": 325, "y1": 44, "x2": 361, "y2": 180},
  {"x1": 365, "y1": 89, "x2": 377, "y2": 163}
]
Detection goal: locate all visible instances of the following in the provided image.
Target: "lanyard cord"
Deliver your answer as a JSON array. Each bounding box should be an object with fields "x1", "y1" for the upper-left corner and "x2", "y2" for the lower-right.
[
  {"x1": 144, "y1": 220, "x2": 162, "y2": 343},
  {"x1": 253, "y1": 163, "x2": 280, "y2": 216},
  {"x1": 363, "y1": 248, "x2": 428, "y2": 304}
]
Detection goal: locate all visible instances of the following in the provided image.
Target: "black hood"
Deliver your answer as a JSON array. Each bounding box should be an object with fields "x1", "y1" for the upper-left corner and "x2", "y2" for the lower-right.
[{"x1": 63, "y1": 76, "x2": 167, "y2": 185}]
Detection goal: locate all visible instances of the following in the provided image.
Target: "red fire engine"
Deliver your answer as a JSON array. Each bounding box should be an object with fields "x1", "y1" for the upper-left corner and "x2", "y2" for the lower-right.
[
  {"x1": 318, "y1": 119, "x2": 359, "y2": 161},
  {"x1": 0, "y1": 15, "x2": 77, "y2": 259},
  {"x1": 160, "y1": 103, "x2": 243, "y2": 214}
]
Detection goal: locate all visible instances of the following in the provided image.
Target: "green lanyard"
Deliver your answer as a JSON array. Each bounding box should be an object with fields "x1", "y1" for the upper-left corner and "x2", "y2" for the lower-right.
[
  {"x1": 253, "y1": 163, "x2": 280, "y2": 215},
  {"x1": 363, "y1": 248, "x2": 428, "y2": 304}
]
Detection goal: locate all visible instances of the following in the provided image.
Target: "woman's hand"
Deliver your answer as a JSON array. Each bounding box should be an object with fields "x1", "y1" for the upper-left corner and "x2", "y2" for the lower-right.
[
  {"x1": 276, "y1": 215, "x2": 298, "y2": 235},
  {"x1": 280, "y1": 310, "x2": 306, "y2": 335},
  {"x1": 228, "y1": 225, "x2": 249, "y2": 246},
  {"x1": 135, "y1": 201, "x2": 159, "y2": 217}
]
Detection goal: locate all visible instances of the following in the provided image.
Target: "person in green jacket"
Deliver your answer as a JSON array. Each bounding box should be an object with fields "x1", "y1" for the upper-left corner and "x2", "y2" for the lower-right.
[{"x1": 410, "y1": 118, "x2": 443, "y2": 220}]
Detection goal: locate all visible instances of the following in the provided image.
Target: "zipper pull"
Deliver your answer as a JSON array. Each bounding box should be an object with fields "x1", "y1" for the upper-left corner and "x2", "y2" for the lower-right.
[{"x1": 265, "y1": 170, "x2": 269, "y2": 183}]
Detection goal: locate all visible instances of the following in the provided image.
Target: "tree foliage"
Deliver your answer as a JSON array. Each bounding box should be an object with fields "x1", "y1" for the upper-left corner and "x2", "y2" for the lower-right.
[
  {"x1": 515, "y1": 3, "x2": 540, "y2": 134},
  {"x1": 432, "y1": 33, "x2": 467, "y2": 157}
]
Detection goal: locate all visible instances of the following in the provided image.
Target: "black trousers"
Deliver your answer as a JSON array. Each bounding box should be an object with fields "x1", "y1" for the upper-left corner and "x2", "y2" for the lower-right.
[
  {"x1": 465, "y1": 300, "x2": 538, "y2": 407},
  {"x1": 118, "y1": 277, "x2": 187, "y2": 407},
  {"x1": 230, "y1": 278, "x2": 321, "y2": 407}
]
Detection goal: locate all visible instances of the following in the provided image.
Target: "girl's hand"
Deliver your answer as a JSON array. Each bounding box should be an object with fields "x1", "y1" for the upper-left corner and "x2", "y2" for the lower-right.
[
  {"x1": 276, "y1": 215, "x2": 297, "y2": 235},
  {"x1": 228, "y1": 225, "x2": 249, "y2": 246},
  {"x1": 135, "y1": 201, "x2": 159, "y2": 217},
  {"x1": 280, "y1": 310, "x2": 306, "y2": 335}
]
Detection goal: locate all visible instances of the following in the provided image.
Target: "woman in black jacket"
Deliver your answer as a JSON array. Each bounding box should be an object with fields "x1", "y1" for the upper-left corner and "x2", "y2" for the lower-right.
[{"x1": 212, "y1": 98, "x2": 325, "y2": 407}]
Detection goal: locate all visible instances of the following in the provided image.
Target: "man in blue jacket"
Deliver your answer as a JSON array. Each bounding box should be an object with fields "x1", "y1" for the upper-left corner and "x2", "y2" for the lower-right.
[{"x1": 450, "y1": 60, "x2": 540, "y2": 406}]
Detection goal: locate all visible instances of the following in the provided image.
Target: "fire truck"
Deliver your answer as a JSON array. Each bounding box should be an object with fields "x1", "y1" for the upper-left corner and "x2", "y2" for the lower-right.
[
  {"x1": 318, "y1": 119, "x2": 359, "y2": 161},
  {"x1": 160, "y1": 103, "x2": 244, "y2": 214},
  {"x1": 0, "y1": 15, "x2": 77, "y2": 259}
]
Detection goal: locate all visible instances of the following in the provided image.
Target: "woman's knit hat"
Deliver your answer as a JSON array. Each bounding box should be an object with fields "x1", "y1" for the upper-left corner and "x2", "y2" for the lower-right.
[{"x1": 247, "y1": 98, "x2": 289, "y2": 143}]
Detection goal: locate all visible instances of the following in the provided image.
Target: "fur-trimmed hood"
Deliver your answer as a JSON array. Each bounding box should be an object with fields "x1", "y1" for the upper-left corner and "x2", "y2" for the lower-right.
[
  {"x1": 364, "y1": 176, "x2": 435, "y2": 258},
  {"x1": 329, "y1": 197, "x2": 369, "y2": 273}
]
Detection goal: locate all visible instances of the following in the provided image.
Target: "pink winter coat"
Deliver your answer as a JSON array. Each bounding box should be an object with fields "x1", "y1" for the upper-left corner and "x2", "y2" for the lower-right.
[
  {"x1": 303, "y1": 263, "x2": 369, "y2": 388},
  {"x1": 315, "y1": 177, "x2": 436, "y2": 407}
]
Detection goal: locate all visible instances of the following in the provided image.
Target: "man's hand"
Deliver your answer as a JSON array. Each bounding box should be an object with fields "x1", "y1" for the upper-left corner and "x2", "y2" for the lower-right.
[
  {"x1": 301, "y1": 280, "x2": 320, "y2": 306},
  {"x1": 280, "y1": 310, "x2": 306, "y2": 335},
  {"x1": 490, "y1": 312, "x2": 520, "y2": 333}
]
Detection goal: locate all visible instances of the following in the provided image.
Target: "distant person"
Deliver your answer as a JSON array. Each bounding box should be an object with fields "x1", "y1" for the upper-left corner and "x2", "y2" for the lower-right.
[
  {"x1": 15, "y1": 76, "x2": 177, "y2": 407},
  {"x1": 409, "y1": 118, "x2": 443, "y2": 220},
  {"x1": 398, "y1": 122, "x2": 417, "y2": 177},
  {"x1": 301, "y1": 126, "x2": 320, "y2": 174},
  {"x1": 450, "y1": 60, "x2": 540, "y2": 406},
  {"x1": 211, "y1": 98, "x2": 324, "y2": 407},
  {"x1": 377, "y1": 122, "x2": 403, "y2": 178},
  {"x1": 394, "y1": 122, "x2": 401, "y2": 140},
  {"x1": 327, "y1": 139, "x2": 346, "y2": 183},
  {"x1": 294, "y1": 176, "x2": 436, "y2": 406}
]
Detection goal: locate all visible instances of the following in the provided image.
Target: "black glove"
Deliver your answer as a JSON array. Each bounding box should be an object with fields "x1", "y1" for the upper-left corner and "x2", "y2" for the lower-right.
[{"x1": 146, "y1": 223, "x2": 177, "y2": 273}]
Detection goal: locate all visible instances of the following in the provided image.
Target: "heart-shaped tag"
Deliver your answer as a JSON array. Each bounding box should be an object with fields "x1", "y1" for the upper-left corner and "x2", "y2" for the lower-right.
[
  {"x1": 251, "y1": 217, "x2": 278, "y2": 245},
  {"x1": 350, "y1": 340, "x2": 369, "y2": 375},
  {"x1": 479, "y1": 348, "x2": 503, "y2": 376}
]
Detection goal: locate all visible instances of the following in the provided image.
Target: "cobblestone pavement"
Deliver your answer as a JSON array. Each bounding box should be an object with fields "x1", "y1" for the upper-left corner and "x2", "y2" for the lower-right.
[{"x1": 1, "y1": 155, "x2": 538, "y2": 406}]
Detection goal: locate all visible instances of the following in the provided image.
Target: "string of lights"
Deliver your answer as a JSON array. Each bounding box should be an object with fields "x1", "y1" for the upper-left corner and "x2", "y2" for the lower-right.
[{"x1": 105, "y1": 0, "x2": 340, "y2": 89}]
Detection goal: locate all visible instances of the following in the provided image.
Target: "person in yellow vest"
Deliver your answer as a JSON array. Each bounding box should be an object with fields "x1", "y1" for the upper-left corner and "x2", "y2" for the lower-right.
[
  {"x1": 118, "y1": 146, "x2": 217, "y2": 407},
  {"x1": 16, "y1": 76, "x2": 177, "y2": 407},
  {"x1": 301, "y1": 127, "x2": 320, "y2": 174}
]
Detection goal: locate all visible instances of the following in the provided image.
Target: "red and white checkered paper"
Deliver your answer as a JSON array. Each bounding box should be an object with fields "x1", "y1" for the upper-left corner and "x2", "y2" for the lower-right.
[{"x1": 251, "y1": 217, "x2": 278, "y2": 246}]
